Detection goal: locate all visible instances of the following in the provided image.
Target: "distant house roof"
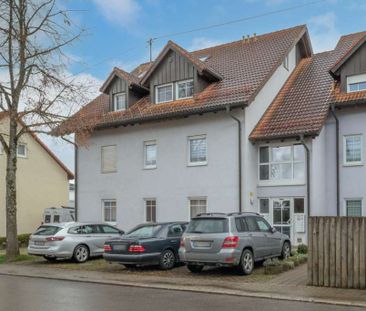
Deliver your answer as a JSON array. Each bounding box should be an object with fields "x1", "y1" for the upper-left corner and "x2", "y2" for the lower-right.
[
  {"x1": 57, "y1": 25, "x2": 309, "y2": 134},
  {"x1": 250, "y1": 31, "x2": 366, "y2": 142},
  {"x1": 0, "y1": 112, "x2": 74, "y2": 179}
]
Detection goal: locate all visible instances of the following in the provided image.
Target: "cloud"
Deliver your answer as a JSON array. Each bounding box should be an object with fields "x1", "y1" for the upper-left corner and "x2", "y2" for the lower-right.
[
  {"x1": 92, "y1": 0, "x2": 141, "y2": 27},
  {"x1": 308, "y1": 12, "x2": 340, "y2": 53},
  {"x1": 188, "y1": 37, "x2": 223, "y2": 51}
]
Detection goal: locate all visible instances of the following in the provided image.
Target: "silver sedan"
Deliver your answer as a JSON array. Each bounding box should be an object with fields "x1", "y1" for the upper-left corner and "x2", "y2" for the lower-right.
[{"x1": 28, "y1": 222, "x2": 124, "y2": 263}]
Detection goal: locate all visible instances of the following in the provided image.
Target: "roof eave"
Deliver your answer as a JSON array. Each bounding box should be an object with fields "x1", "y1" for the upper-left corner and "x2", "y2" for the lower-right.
[{"x1": 250, "y1": 131, "x2": 319, "y2": 143}]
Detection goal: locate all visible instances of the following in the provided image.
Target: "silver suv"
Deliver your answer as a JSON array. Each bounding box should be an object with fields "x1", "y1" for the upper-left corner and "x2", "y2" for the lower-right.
[{"x1": 179, "y1": 212, "x2": 291, "y2": 275}]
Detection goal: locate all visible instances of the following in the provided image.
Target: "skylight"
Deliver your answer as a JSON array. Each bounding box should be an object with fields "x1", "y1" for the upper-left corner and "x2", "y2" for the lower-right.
[{"x1": 198, "y1": 55, "x2": 209, "y2": 62}]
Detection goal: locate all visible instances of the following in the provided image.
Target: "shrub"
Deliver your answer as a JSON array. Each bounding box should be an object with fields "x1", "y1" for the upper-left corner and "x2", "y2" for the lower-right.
[
  {"x1": 282, "y1": 260, "x2": 295, "y2": 271},
  {"x1": 263, "y1": 258, "x2": 281, "y2": 267},
  {"x1": 18, "y1": 233, "x2": 31, "y2": 246},
  {"x1": 288, "y1": 256, "x2": 300, "y2": 266},
  {"x1": 297, "y1": 244, "x2": 308, "y2": 254}
]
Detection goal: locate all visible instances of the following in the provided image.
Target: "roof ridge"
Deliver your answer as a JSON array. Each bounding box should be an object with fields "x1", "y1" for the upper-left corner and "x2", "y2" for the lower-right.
[{"x1": 191, "y1": 24, "x2": 306, "y2": 53}]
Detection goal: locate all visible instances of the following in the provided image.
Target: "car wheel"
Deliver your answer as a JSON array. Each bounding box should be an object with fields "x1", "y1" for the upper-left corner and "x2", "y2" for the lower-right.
[
  {"x1": 73, "y1": 244, "x2": 89, "y2": 263},
  {"x1": 280, "y1": 241, "x2": 291, "y2": 260},
  {"x1": 159, "y1": 249, "x2": 176, "y2": 270},
  {"x1": 238, "y1": 249, "x2": 254, "y2": 275},
  {"x1": 187, "y1": 264, "x2": 204, "y2": 273},
  {"x1": 43, "y1": 256, "x2": 57, "y2": 262},
  {"x1": 123, "y1": 264, "x2": 137, "y2": 269}
]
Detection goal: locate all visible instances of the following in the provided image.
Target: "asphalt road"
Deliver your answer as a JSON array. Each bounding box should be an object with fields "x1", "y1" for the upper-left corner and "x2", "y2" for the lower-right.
[{"x1": 0, "y1": 275, "x2": 363, "y2": 311}]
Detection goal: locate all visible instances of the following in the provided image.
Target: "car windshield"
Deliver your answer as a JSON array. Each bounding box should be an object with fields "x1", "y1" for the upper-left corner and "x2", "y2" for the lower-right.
[
  {"x1": 125, "y1": 225, "x2": 162, "y2": 238},
  {"x1": 186, "y1": 218, "x2": 228, "y2": 234},
  {"x1": 33, "y1": 225, "x2": 62, "y2": 236}
]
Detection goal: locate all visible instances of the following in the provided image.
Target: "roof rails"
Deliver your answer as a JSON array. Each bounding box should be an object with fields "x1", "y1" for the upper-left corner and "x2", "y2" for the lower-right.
[
  {"x1": 227, "y1": 212, "x2": 261, "y2": 216},
  {"x1": 196, "y1": 212, "x2": 227, "y2": 217}
]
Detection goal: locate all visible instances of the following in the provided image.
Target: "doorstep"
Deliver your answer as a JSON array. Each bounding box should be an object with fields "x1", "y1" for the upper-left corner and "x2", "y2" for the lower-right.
[{"x1": 0, "y1": 263, "x2": 364, "y2": 307}]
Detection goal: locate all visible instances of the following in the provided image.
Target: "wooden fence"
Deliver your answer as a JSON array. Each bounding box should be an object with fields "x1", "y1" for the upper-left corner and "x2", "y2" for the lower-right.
[{"x1": 308, "y1": 217, "x2": 366, "y2": 289}]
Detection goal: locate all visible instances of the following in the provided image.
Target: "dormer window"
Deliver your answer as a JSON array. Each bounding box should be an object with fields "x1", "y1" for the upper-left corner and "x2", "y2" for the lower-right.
[
  {"x1": 347, "y1": 74, "x2": 366, "y2": 93},
  {"x1": 156, "y1": 83, "x2": 173, "y2": 104},
  {"x1": 113, "y1": 93, "x2": 126, "y2": 111},
  {"x1": 177, "y1": 80, "x2": 194, "y2": 99}
]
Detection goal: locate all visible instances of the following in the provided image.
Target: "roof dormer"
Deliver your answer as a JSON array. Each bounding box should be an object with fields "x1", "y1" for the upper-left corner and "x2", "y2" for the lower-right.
[
  {"x1": 100, "y1": 67, "x2": 149, "y2": 112},
  {"x1": 140, "y1": 40, "x2": 222, "y2": 104}
]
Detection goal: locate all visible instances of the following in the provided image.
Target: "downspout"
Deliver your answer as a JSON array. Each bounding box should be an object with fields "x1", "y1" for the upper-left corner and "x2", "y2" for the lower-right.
[
  {"x1": 226, "y1": 106, "x2": 242, "y2": 213},
  {"x1": 299, "y1": 135, "x2": 311, "y2": 217},
  {"x1": 330, "y1": 104, "x2": 340, "y2": 216},
  {"x1": 74, "y1": 144, "x2": 78, "y2": 222}
]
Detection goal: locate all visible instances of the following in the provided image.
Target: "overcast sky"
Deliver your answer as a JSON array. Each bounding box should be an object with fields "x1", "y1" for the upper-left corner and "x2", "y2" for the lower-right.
[{"x1": 46, "y1": 0, "x2": 366, "y2": 172}]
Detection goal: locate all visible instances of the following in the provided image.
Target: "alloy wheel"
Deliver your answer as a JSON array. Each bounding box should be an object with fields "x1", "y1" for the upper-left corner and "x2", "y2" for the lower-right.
[{"x1": 74, "y1": 245, "x2": 89, "y2": 263}]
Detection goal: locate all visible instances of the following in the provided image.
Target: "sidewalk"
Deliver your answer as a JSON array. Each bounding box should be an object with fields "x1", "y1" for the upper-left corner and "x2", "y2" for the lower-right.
[{"x1": 0, "y1": 263, "x2": 365, "y2": 307}]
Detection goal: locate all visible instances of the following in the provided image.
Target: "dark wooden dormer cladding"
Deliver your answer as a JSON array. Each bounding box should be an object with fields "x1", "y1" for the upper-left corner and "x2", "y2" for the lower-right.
[{"x1": 337, "y1": 42, "x2": 366, "y2": 92}]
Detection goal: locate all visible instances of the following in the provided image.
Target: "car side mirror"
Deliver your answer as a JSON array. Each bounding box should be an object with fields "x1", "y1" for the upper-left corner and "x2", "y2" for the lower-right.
[
  {"x1": 119, "y1": 230, "x2": 125, "y2": 235},
  {"x1": 270, "y1": 227, "x2": 276, "y2": 234}
]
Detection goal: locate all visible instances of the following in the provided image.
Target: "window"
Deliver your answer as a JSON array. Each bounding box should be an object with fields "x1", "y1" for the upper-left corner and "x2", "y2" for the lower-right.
[
  {"x1": 103, "y1": 200, "x2": 117, "y2": 223},
  {"x1": 346, "y1": 199, "x2": 362, "y2": 217},
  {"x1": 255, "y1": 217, "x2": 271, "y2": 232},
  {"x1": 145, "y1": 199, "x2": 156, "y2": 222},
  {"x1": 17, "y1": 143, "x2": 27, "y2": 157},
  {"x1": 113, "y1": 93, "x2": 126, "y2": 111},
  {"x1": 167, "y1": 224, "x2": 185, "y2": 237},
  {"x1": 189, "y1": 198, "x2": 207, "y2": 218},
  {"x1": 186, "y1": 218, "x2": 228, "y2": 233},
  {"x1": 283, "y1": 55, "x2": 289, "y2": 70},
  {"x1": 101, "y1": 145, "x2": 117, "y2": 173},
  {"x1": 53, "y1": 215, "x2": 60, "y2": 223},
  {"x1": 100, "y1": 225, "x2": 120, "y2": 234},
  {"x1": 144, "y1": 141, "x2": 157, "y2": 169},
  {"x1": 259, "y1": 198, "x2": 270, "y2": 222},
  {"x1": 259, "y1": 145, "x2": 305, "y2": 183},
  {"x1": 176, "y1": 80, "x2": 194, "y2": 99},
  {"x1": 188, "y1": 135, "x2": 207, "y2": 165},
  {"x1": 347, "y1": 74, "x2": 366, "y2": 93},
  {"x1": 344, "y1": 135, "x2": 363, "y2": 166},
  {"x1": 235, "y1": 218, "x2": 248, "y2": 232},
  {"x1": 156, "y1": 84, "x2": 173, "y2": 103},
  {"x1": 244, "y1": 216, "x2": 259, "y2": 232},
  {"x1": 294, "y1": 198, "x2": 305, "y2": 214}
]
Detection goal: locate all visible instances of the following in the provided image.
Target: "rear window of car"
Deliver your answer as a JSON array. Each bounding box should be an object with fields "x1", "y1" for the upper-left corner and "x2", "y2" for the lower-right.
[
  {"x1": 125, "y1": 225, "x2": 162, "y2": 238},
  {"x1": 186, "y1": 218, "x2": 228, "y2": 234},
  {"x1": 33, "y1": 226, "x2": 62, "y2": 236}
]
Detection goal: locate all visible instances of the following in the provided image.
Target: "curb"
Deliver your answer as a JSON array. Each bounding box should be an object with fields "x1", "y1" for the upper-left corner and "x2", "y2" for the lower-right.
[{"x1": 0, "y1": 270, "x2": 365, "y2": 308}]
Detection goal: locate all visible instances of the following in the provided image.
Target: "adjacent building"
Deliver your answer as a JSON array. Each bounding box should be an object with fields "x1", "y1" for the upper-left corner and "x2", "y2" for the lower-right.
[
  {"x1": 0, "y1": 113, "x2": 74, "y2": 235},
  {"x1": 59, "y1": 25, "x2": 366, "y2": 245}
]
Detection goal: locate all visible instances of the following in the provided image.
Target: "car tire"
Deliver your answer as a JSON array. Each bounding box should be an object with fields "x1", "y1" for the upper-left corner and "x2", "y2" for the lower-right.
[
  {"x1": 73, "y1": 244, "x2": 89, "y2": 263},
  {"x1": 280, "y1": 241, "x2": 291, "y2": 260},
  {"x1": 159, "y1": 249, "x2": 176, "y2": 270},
  {"x1": 123, "y1": 264, "x2": 137, "y2": 269},
  {"x1": 187, "y1": 264, "x2": 204, "y2": 273},
  {"x1": 237, "y1": 249, "x2": 254, "y2": 275},
  {"x1": 43, "y1": 256, "x2": 57, "y2": 262}
]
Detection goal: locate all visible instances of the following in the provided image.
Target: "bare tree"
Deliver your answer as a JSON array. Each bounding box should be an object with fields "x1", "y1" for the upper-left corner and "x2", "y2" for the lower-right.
[{"x1": 0, "y1": 0, "x2": 92, "y2": 260}]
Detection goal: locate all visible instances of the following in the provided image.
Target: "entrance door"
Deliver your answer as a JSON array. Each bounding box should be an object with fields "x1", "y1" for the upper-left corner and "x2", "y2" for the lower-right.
[{"x1": 272, "y1": 199, "x2": 291, "y2": 239}]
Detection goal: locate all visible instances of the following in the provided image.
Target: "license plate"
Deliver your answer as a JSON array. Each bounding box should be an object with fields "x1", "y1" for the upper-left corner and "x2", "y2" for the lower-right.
[
  {"x1": 34, "y1": 241, "x2": 45, "y2": 246},
  {"x1": 193, "y1": 241, "x2": 211, "y2": 248},
  {"x1": 113, "y1": 244, "x2": 127, "y2": 251}
]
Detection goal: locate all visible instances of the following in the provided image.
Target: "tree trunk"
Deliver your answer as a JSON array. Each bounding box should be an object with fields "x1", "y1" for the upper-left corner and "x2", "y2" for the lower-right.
[{"x1": 5, "y1": 117, "x2": 19, "y2": 260}]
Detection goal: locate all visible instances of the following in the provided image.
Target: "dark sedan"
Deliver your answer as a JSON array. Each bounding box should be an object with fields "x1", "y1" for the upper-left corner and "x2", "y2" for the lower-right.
[{"x1": 103, "y1": 222, "x2": 187, "y2": 270}]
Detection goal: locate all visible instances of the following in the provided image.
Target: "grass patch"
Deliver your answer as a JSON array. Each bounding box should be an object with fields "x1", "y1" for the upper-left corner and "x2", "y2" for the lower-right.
[{"x1": 0, "y1": 248, "x2": 37, "y2": 264}]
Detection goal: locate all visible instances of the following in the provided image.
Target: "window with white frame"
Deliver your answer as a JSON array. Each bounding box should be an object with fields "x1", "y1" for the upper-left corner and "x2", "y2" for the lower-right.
[
  {"x1": 283, "y1": 55, "x2": 289, "y2": 70},
  {"x1": 346, "y1": 199, "x2": 362, "y2": 217},
  {"x1": 17, "y1": 143, "x2": 27, "y2": 157},
  {"x1": 259, "y1": 145, "x2": 305, "y2": 183},
  {"x1": 144, "y1": 141, "x2": 157, "y2": 169},
  {"x1": 188, "y1": 135, "x2": 207, "y2": 165},
  {"x1": 155, "y1": 84, "x2": 173, "y2": 103},
  {"x1": 347, "y1": 73, "x2": 366, "y2": 93},
  {"x1": 176, "y1": 80, "x2": 194, "y2": 99},
  {"x1": 259, "y1": 198, "x2": 270, "y2": 223},
  {"x1": 145, "y1": 199, "x2": 156, "y2": 222},
  {"x1": 190, "y1": 198, "x2": 207, "y2": 218},
  {"x1": 101, "y1": 145, "x2": 117, "y2": 173},
  {"x1": 113, "y1": 92, "x2": 126, "y2": 111},
  {"x1": 103, "y1": 200, "x2": 117, "y2": 223},
  {"x1": 344, "y1": 135, "x2": 363, "y2": 165}
]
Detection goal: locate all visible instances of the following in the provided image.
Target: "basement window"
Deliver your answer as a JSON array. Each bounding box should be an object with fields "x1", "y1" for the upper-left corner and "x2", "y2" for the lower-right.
[{"x1": 17, "y1": 143, "x2": 27, "y2": 158}]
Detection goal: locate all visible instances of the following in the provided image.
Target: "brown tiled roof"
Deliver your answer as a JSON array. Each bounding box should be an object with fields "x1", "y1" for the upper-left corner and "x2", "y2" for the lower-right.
[
  {"x1": 58, "y1": 25, "x2": 308, "y2": 134},
  {"x1": 130, "y1": 62, "x2": 153, "y2": 79},
  {"x1": 250, "y1": 31, "x2": 366, "y2": 141},
  {"x1": 0, "y1": 112, "x2": 74, "y2": 179}
]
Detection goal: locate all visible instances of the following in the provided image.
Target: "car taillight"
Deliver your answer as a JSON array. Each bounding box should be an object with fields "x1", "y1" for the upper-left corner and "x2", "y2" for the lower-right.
[
  {"x1": 222, "y1": 236, "x2": 239, "y2": 248},
  {"x1": 45, "y1": 236, "x2": 65, "y2": 242},
  {"x1": 104, "y1": 244, "x2": 112, "y2": 252},
  {"x1": 180, "y1": 240, "x2": 185, "y2": 248},
  {"x1": 128, "y1": 245, "x2": 145, "y2": 253}
]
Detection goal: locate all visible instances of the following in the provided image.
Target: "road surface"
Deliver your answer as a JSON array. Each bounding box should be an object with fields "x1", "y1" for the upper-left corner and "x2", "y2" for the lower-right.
[{"x1": 0, "y1": 275, "x2": 363, "y2": 311}]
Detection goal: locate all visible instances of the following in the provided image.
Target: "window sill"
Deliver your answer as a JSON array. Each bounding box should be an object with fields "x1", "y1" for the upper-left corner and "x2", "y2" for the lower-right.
[
  {"x1": 343, "y1": 162, "x2": 363, "y2": 167},
  {"x1": 258, "y1": 180, "x2": 305, "y2": 187},
  {"x1": 143, "y1": 166, "x2": 157, "y2": 170},
  {"x1": 188, "y1": 162, "x2": 208, "y2": 167},
  {"x1": 105, "y1": 221, "x2": 117, "y2": 226},
  {"x1": 101, "y1": 171, "x2": 117, "y2": 174}
]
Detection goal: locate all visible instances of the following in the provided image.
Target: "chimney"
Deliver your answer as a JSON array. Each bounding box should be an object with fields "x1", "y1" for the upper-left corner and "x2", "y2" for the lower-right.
[{"x1": 253, "y1": 33, "x2": 257, "y2": 41}]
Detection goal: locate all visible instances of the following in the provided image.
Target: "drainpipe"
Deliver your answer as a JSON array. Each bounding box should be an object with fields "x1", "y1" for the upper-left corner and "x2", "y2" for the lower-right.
[
  {"x1": 299, "y1": 135, "x2": 311, "y2": 217},
  {"x1": 330, "y1": 104, "x2": 340, "y2": 216},
  {"x1": 226, "y1": 106, "x2": 242, "y2": 213},
  {"x1": 74, "y1": 144, "x2": 78, "y2": 222}
]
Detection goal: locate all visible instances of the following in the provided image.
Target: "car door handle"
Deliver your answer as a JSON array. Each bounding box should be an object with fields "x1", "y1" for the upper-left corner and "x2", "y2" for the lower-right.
[{"x1": 170, "y1": 239, "x2": 179, "y2": 243}]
